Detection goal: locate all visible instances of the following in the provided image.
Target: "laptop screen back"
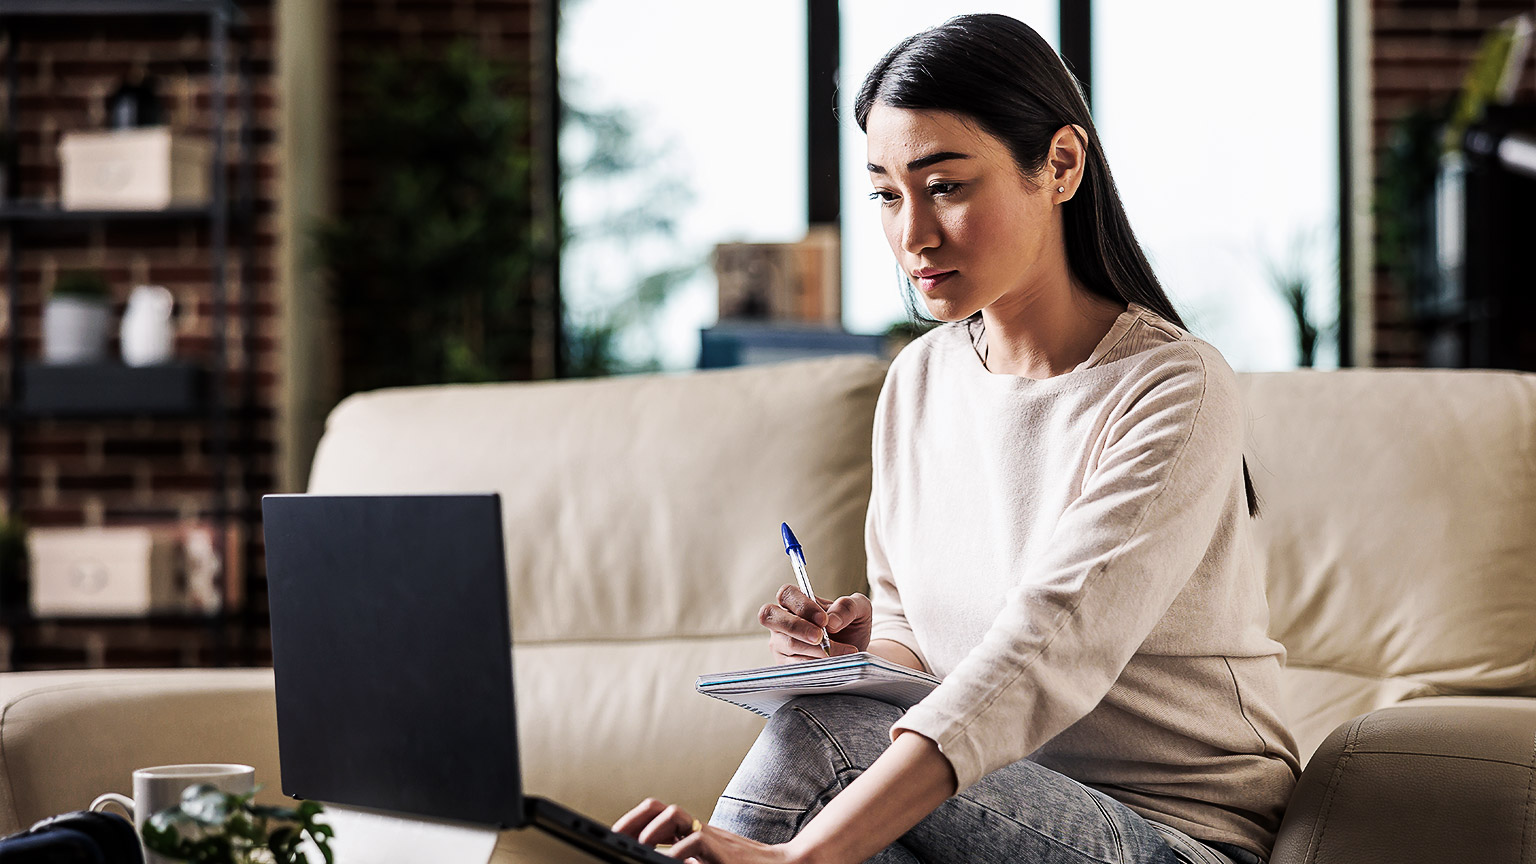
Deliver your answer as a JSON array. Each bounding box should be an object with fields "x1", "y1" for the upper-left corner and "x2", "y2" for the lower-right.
[{"x1": 262, "y1": 493, "x2": 525, "y2": 827}]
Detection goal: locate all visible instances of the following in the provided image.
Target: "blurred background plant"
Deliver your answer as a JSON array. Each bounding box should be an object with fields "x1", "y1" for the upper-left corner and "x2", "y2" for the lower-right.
[
  {"x1": 1375, "y1": 103, "x2": 1448, "y2": 317},
  {"x1": 1262, "y1": 227, "x2": 1338, "y2": 368},
  {"x1": 314, "y1": 40, "x2": 535, "y2": 394},
  {"x1": 556, "y1": 0, "x2": 703, "y2": 378},
  {"x1": 558, "y1": 92, "x2": 700, "y2": 377}
]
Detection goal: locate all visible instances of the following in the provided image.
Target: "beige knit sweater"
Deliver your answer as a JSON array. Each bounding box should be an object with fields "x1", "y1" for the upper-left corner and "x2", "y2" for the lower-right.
[{"x1": 868, "y1": 302, "x2": 1301, "y2": 859}]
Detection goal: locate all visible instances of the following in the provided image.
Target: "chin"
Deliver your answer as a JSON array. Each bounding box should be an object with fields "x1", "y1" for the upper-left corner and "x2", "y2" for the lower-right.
[{"x1": 918, "y1": 297, "x2": 979, "y2": 323}]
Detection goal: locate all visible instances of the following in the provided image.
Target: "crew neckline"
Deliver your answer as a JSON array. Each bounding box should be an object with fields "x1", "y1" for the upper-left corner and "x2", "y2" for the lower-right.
[{"x1": 961, "y1": 302, "x2": 1152, "y2": 385}]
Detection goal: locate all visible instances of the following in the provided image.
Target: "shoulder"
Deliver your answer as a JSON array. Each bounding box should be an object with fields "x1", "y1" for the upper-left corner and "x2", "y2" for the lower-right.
[
  {"x1": 1107, "y1": 339, "x2": 1243, "y2": 461},
  {"x1": 1116, "y1": 306, "x2": 1240, "y2": 407}
]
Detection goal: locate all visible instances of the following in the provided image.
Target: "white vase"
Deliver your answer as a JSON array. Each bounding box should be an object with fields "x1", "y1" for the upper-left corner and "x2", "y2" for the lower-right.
[
  {"x1": 120, "y1": 284, "x2": 176, "y2": 366},
  {"x1": 42, "y1": 295, "x2": 112, "y2": 364}
]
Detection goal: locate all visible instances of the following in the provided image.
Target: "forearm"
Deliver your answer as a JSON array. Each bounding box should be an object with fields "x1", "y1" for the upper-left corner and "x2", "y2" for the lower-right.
[
  {"x1": 867, "y1": 638, "x2": 925, "y2": 672},
  {"x1": 783, "y1": 730, "x2": 956, "y2": 864}
]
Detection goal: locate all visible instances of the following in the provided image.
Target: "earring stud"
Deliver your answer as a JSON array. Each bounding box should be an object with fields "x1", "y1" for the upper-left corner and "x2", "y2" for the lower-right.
[{"x1": 1057, "y1": 186, "x2": 1065, "y2": 193}]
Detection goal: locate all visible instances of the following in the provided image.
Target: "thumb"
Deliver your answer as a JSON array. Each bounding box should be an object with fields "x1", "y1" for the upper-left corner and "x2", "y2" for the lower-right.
[
  {"x1": 814, "y1": 596, "x2": 839, "y2": 629},
  {"x1": 824, "y1": 596, "x2": 860, "y2": 631}
]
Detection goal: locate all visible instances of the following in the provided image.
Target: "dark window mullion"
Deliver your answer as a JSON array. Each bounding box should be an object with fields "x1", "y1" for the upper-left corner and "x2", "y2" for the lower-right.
[{"x1": 1060, "y1": 0, "x2": 1092, "y2": 109}]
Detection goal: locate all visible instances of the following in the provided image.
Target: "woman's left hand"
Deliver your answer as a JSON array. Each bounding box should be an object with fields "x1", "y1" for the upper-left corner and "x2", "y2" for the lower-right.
[{"x1": 612, "y1": 799, "x2": 805, "y2": 864}]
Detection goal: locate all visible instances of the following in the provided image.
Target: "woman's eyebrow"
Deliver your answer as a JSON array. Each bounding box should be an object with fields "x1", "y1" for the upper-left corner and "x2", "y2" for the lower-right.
[{"x1": 866, "y1": 151, "x2": 973, "y2": 175}]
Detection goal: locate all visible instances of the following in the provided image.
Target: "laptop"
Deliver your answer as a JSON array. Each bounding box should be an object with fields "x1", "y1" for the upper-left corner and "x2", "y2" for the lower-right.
[{"x1": 262, "y1": 493, "x2": 676, "y2": 864}]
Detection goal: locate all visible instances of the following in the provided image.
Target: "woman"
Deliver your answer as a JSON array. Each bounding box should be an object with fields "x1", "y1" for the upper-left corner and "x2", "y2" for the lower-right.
[{"x1": 614, "y1": 13, "x2": 1299, "y2": 864}]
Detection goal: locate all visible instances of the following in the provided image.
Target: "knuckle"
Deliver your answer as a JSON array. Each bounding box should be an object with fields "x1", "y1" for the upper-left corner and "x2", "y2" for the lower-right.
[{"x1": 777, "y1": 584, "x2": 799, "y2": 607}]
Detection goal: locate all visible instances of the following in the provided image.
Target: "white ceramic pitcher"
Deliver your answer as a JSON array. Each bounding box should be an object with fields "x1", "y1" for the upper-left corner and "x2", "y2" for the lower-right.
[{"x1": 120, "y1": 284, "x2": 176, "y2": 366}]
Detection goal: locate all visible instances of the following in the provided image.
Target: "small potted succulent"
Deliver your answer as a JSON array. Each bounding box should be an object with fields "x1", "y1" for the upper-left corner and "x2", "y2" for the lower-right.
[
  {"x1": 142, "y1": 784, "x2": 335, "y2": 864},
  {"x1": 43, "y1": 269, "x2": 114, "y2": 364}
]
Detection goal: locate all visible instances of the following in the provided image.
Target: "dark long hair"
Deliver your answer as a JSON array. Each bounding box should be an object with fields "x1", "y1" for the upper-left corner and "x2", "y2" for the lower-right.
[{"x1": 855, "y1": 13, "x2": 1260, "y2": 519}]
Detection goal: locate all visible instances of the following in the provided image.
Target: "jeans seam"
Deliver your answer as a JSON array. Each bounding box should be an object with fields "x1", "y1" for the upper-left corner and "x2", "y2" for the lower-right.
[
  {"x1": 714, "y1": 794, "x2": 809, "y2": 815},
  {"x1": 791, "y1": 704, "x2": 854, "y2": 771},
  {"x1": 1150, "y1": 823, "x2": 1230, "y2": 864},
  {"x1": 938, "y1": 790, "x2": 1124, "y2": 864},
  {"x1": 1088, "y1": 794, "x2": 1127, "y2": 864}
]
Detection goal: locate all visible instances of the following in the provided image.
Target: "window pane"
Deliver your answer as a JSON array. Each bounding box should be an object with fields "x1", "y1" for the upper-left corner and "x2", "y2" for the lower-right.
[
  {"x1": 839, "y1": 3, "x2": 1058, "y2": 335},
  {"x1": 559, "y1": 1, "x2": 806, "y2": 372},
  {"x1": 1094, "y1": 1, "x2": 1340, "y2": 370}
]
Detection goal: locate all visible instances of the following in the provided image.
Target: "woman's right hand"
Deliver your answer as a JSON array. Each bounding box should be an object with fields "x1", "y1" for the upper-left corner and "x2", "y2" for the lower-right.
[{"x1": 759, "y1": 586, "x2": 872, "y2": 662}]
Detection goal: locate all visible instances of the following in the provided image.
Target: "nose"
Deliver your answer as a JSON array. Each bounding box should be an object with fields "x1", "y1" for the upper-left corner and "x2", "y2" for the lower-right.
[{"x1": 898, "y1": 199, "x2": 941, "y2": 256}]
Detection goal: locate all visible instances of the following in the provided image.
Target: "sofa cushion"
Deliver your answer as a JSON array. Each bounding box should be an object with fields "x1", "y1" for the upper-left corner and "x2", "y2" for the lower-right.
[
  {"x1": 0, "y1": 669, "x2": 282, "y2": 835},
  {"x1": 306, "y1": 355, "x2": 887, "y2": 645},
  {"x1": 1237, "y1": 369, "x2": 1536, "y2": 758}
]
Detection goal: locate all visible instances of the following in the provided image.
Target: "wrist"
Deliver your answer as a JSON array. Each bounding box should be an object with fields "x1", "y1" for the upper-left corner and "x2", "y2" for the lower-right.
[{"x1": 781, "y1": 834, "x2": 830, "y2": 864}]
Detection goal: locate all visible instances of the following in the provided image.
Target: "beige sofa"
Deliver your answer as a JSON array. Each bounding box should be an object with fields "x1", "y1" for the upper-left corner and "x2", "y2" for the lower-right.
[{"x1": 2, "y1": 356, "x2": 1534, "y2": 864}]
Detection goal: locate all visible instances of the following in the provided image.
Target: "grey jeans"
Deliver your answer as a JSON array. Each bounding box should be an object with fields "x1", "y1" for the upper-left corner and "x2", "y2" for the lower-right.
[{"x1": 709, "y1": 695, "x2": 1264, "y2": 864}]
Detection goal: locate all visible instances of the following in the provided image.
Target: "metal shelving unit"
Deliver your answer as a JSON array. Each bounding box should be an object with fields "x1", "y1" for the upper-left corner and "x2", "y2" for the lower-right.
[{"x1": 0, "y1": 0, "x2": 255, "y2": 668}]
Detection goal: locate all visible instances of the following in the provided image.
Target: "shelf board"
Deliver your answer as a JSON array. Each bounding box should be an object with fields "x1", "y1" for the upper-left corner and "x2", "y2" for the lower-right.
[
  {"x1": 0, "y1": 201, "x2": 219, "y2": 223},
  {"x1": 16, "y1": 360, "x2": 210, "y2": 418},
  {"x1": 0, "y1": 0, "x2": 244, "y2": 21},
  {"x1": 0, "y1": 611, "x2": 236, "y2": 627}
]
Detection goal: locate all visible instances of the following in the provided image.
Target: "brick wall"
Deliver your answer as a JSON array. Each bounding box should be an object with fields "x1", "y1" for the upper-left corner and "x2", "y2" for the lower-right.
[
  {"x1": 1371, "y1": 0, "x2": 1536, "y2": 366},
  {"x1": 0, "y1": 0, "x2": 546, "y2": 671},
  {"x1": 0, "y1": 4, "x2": 278, "y2": 669}
]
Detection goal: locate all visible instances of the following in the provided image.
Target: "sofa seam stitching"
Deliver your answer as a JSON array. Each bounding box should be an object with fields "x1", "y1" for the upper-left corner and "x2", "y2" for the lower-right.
[
  {"x1": 1278, "y1": 659, "x2": 1536, "y2": 688},
  {"x1": 0, "y1": 694, "x2": 17, "y2": 833},
  {"x1": 1309, "y1": 714, "x2": 1363, "y2": 862},
  {"x1": 1340, "y1": 749, "x2": 1533, "y2": 768},
  {"x1": 1522, "y1": 730, "x2": 1535, "y2": 864}
]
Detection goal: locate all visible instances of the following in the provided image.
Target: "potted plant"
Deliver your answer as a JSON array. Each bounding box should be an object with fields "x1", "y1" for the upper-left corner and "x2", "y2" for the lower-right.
[
  {"x1": 142, "y1": 784, "x2": 335, "y2": 864},
  {"x1": 313, "y1": 41, "x2": 537, "y2": 393},
  {"x1": 43, "y1": 269, "x2": 114, "y2": 364}
]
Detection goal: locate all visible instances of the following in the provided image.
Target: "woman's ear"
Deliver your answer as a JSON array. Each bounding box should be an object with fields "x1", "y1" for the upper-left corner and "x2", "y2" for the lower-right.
[{"x1": 1048, "y1": 124, "x2": 1087, "y2": 198}]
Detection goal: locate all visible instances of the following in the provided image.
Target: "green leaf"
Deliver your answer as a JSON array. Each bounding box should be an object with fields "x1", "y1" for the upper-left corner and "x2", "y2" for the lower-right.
[
  {"x1": 179, "y1": 785, "x2": 233, "y2": 825},
  {"x1": 141, "y1": 820, "x2": 185, "y2": 855}
]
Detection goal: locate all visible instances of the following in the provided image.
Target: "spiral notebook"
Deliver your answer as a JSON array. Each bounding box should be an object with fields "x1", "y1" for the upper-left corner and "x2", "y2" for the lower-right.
[{"x1": 696, "y1": 652, "x2": 942, "y2": 717}]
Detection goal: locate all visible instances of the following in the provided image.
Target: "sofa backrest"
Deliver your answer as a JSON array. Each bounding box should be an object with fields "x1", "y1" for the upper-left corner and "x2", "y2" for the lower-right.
[
  {"x1": 1236, "y1": 369, "x2": 1536, "y2": 761},
  {"x1": 305, "y1": 355, "x2": 888, "y2": 820}
]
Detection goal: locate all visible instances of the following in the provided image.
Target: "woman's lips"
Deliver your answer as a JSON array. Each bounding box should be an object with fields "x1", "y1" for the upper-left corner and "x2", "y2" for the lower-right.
[{"x1": 914, "y1": 270, "x2": 956, "y2": 292}]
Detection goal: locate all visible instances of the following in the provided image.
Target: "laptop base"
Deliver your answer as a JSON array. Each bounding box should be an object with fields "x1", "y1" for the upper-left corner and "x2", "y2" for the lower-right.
[{"x1": 527, "y1": 797, "x2": 678, "y2": 864}]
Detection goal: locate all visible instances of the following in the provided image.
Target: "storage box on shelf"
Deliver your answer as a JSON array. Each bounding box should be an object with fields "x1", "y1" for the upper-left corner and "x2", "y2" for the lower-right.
[{"x1": 58, "y1": 128, "x2": 212, "y2": 211}]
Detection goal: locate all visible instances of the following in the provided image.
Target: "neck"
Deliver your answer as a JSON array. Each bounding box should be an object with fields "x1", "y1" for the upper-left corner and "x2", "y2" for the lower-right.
[{"x1": 978, "y1": 278, "x2": 1128, "y2": 380}]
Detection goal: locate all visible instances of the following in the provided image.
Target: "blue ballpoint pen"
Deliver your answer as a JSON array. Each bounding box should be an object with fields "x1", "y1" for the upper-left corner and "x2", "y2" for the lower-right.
[{"x1": 781, "y1": 522, "x2": 834, "y2": 653}]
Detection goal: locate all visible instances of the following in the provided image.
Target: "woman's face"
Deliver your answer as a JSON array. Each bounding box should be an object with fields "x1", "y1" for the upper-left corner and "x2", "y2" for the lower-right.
[{"x1": 865, "y1": 104, "x2": 1066, "y2": 322}]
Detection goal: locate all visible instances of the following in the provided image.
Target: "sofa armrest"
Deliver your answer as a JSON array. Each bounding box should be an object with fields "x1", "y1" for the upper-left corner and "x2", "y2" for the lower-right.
[
  {"x1": 0, "y1": 669, "x2": 281, "y2": 835},
  {"x1": 1272, "y1": 696, "x2": 1536, "y2": 864}
]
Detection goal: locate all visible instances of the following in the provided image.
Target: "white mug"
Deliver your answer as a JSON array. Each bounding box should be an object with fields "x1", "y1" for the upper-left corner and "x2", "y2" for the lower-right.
[{"x1": 90, "y1": 763, "x2": 256, "y2": 864}]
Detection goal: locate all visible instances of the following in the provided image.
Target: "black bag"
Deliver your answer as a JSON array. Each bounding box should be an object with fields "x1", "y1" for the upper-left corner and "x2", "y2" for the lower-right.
[{"x1": 0, "y1": 810, "x2": 143, "y2": 863}]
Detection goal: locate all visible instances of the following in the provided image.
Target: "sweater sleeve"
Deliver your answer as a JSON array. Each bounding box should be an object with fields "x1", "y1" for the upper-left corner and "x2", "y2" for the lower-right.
[
  {"x1": 889, "y1": 348, "x2": 1242, "y2": 791},
  {"x1": 865, "y1": 378, "x2": 932, "y2": 673}
]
